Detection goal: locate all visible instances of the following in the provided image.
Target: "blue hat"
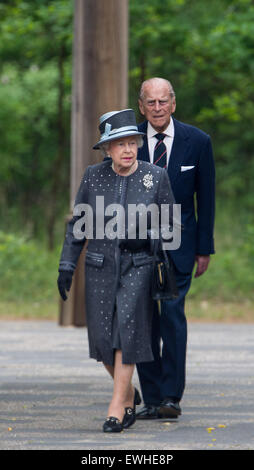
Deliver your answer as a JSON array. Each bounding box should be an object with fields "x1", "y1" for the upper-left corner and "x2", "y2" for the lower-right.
[{"x1": 93, "y1": 108, "x2": 145, "y2": 149}]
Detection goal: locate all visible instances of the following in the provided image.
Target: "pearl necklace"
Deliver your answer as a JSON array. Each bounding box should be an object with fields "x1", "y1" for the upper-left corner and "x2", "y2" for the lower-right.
[{"x1": 111, "y1": 160, "x2": 138, "y2": 176}]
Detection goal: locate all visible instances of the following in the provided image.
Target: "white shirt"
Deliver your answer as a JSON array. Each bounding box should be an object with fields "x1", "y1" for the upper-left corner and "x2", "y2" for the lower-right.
[{"x1": 147, "y1": 119, "x2": 175, "y2": 167}]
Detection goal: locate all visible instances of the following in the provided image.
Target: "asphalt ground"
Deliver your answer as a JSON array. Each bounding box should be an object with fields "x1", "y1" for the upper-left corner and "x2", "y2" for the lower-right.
[{"x1": 0, "y1": 320, "x2": 253, "y2": 456}]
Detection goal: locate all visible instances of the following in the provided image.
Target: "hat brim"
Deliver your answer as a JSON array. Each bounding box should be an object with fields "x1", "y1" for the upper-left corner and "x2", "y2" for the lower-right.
[{"x1": 93, "y1": 130, "x2": 145, "y2": 150}]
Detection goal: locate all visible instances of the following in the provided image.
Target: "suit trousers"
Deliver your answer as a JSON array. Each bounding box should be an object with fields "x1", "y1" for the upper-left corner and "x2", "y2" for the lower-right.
[{"x1": 136, "y1": 268, "x2": 192, "y2": 405}]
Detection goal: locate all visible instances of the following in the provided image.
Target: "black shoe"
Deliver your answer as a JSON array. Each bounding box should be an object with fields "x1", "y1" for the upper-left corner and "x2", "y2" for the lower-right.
[
  {"x1": 136, "y1": 404, "x2": 162, "y2": 420},
  {"x1": 158, "y1": 397, "x2": 181, "y2": 418},
  {"x1": 122, "y1": 387, "x2": 142, "y2": 429},
  {"x1": 103, "y1": 416, "x2": 123, "y2": 433}
]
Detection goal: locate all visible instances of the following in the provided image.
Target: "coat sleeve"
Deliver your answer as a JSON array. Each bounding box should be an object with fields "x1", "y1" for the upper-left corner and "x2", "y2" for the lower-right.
[
  {"x1": 157, "y1": 168, "x2": 178, "y2": 240},
  {"x1": 58, "y1": 166, "x2": 91, "y2": 272},
  {"x1": 196, "y1": 136, "x2": 215, "y2": 255},
  {"x1": 157, "y1": 168, "x2": 175, "y2": 207}
]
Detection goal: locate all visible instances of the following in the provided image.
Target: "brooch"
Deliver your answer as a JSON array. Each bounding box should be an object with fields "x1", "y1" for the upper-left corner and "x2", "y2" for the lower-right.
[{"x1": 143, "y1": 173, "x2": 153, "y2": 190}]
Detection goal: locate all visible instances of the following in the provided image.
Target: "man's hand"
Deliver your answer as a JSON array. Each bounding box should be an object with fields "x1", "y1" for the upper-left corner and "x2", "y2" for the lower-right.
[{"x1": 194, "y1": 255, "x2": 210, "y2": 278}]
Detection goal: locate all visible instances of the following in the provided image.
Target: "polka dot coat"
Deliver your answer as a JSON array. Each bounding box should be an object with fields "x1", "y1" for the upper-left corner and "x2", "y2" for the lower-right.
[{"x1": 59, "y1": 160, "x2": 175, "y2": 365}]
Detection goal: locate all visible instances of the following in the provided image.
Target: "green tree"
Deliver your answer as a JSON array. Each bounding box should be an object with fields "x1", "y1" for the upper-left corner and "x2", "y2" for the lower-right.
[
  {"x1": 0, "y1": 0, "x2": 73, "y2": 249},
  {"x1": 129, "y1": 0, "x2": 254, "y2": 208}
]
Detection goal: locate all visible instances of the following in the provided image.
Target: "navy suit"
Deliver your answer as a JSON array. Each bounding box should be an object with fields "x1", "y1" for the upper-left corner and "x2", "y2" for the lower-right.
[{"x1": 136, "y1": 117, "x2": 215, "y2": 404}]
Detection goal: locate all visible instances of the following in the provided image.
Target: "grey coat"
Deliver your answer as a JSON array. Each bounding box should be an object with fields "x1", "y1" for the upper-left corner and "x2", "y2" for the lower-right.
[{"x1": 59, "y1": 159, "x2": 175, "y2": 365}]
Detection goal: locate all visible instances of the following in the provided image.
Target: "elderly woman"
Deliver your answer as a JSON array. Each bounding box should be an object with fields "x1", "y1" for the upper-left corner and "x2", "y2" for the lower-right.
[{"x1": 57, "y1": 109, "x2": 175, "y2": 433}]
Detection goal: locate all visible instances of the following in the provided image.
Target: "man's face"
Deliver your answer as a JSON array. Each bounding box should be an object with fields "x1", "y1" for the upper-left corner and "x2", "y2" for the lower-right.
[{"x1": 138, "y1": 82, "x2": 176, "y2": 132}]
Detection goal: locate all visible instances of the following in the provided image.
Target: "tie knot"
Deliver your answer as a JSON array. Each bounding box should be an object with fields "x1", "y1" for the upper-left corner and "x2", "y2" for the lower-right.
[{"x1": 155, "y1": 133, "x2": 166, "y2": 142}]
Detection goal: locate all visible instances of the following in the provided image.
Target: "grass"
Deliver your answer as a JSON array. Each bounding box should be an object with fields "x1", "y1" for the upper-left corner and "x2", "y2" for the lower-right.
[
  {"x1": 0, "y1": 300, "x2": 59, "y2": 321},
  {"x1": 1, "y1": 297, "x2": 253, "y2": 323},
  {"x1": 0, "y1": 199, "x2": 254, "y2": 323},
  {"x1": 187, "y1": 298, "x2": 254, "y2": 323}
]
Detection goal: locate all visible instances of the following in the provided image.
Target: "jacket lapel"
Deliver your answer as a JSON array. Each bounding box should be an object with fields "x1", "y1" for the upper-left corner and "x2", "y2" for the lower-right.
[
  {"x1": 138, "y1": 118, "x2": 190, "y2": 183},
  {"x1": 167, "y1": 117, "x2": 190, "y2": 184}
]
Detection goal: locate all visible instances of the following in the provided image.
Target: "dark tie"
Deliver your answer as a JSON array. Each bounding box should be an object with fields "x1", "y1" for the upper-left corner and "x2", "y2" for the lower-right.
[{"x1": 153, "y1": 133, "x2": 167, "y2": 168}]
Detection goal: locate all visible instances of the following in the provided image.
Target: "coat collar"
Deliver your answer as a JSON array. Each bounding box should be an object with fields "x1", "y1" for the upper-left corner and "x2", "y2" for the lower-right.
[
  {"x1": 168, "y1": 117, "x2": 190, "y2": 181},
  {"x1": 138, "y1": 120, "x2": 150, "y2": 163}
]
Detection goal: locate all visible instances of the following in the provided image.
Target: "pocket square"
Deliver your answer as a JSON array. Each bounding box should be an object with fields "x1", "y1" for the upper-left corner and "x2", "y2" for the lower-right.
[{"x1": 181, "y1": 165, "x2": 195, "y2": 172}]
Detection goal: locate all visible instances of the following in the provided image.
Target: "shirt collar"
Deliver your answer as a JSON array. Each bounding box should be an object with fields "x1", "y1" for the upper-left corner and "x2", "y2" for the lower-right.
[{"x1": 147, "y1": 118, "x2": 174, "y2": 139}]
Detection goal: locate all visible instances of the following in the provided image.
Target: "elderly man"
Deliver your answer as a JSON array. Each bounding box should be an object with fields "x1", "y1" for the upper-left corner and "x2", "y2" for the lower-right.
[{"x1": 136, "y1": 77, "x2": 215, "y2": 419}]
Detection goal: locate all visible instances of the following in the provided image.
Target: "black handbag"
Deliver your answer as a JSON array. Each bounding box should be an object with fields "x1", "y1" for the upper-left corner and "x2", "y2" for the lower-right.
[{"x1": 151, "y1": 238, "x2": 179, "y2": 302}]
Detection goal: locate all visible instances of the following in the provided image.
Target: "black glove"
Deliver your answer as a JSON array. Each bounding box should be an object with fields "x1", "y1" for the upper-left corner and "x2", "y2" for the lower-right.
[{"x1": 57, "y1": 270, "x2": 73, "y2": 301}]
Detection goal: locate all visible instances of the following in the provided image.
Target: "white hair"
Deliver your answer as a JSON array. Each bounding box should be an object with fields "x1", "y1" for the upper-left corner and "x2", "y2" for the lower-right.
[
  {"x1": 99, "y1": 135, "x2": 143, "y2": 157},
  {"x1": 139, "y1": 77, "x2": 175, "y2": 101}
]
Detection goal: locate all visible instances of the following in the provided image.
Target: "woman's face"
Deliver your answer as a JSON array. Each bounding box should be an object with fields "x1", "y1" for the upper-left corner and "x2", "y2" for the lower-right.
[{"x1": 108, "y1": 136, "x2": 138, "y2": 171}]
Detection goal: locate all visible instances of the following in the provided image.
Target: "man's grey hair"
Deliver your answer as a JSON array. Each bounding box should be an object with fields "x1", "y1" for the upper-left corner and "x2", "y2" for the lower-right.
[
  {"x1": 99, "y1": 135, "x2": 144, "y2": 157},
  {"x1": 139, "y1": 77, "x2": 175, "y2": 101}
]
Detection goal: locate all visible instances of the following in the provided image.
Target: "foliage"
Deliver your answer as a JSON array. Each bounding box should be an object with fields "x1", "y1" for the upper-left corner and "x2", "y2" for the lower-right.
[
  {"x1": 0, "y1": 230, "x2": 59, "y2": 302},
  {"x1": 1, "y1": 0, "x2": 254, "y2": 241},
  {"x1": 0, "y1": 0, "x2": 73, "y2": 247},
  {"x1": 0, "y1": 0, "x2": 254, "y2": 315},
  {"x1": 129, "y1": 0, "x2": 254, "y2": 206}
]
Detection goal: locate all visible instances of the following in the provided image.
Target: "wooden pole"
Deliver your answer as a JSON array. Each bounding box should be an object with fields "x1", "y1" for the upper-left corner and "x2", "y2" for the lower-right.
[{"x1": 59, "y1": 0, "x2": 129, "y2": 326}]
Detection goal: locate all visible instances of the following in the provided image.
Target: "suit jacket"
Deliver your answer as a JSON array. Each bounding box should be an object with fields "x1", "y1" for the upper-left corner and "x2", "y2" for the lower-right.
[{"x1": 138, "y1": 118, "x2": 215, "y2": 273}]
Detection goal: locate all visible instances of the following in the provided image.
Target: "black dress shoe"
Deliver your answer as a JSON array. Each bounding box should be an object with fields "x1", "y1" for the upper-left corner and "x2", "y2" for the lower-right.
[
  {"x1": 158, "y1": 397, "x2": 181, "y2": 418},
  {"x1": 136, "y1": 405, "x2": 162, "y2": 420},
  {"x1": 103, "y1": 416, "x2": 123, "y2": 433},
  {"x1": 122, "y1": 387, "x2": 141, "y2": 429}
]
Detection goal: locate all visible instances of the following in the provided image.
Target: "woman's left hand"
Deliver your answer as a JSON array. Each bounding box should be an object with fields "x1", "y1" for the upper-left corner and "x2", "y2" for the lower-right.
[{"x1": 57, "y1": 270, "x2": 73, "y2": 300}]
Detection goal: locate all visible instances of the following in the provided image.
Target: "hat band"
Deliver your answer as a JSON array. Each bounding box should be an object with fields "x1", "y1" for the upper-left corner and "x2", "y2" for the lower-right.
[{"x1": 100, "y1": 125, "x2": 138, "y2": 141}]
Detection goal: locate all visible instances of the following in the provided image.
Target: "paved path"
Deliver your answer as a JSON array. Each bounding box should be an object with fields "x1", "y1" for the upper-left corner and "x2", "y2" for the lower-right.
[{"x1": 0, "y1": 321, "x2": 253, "y2": 450}]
